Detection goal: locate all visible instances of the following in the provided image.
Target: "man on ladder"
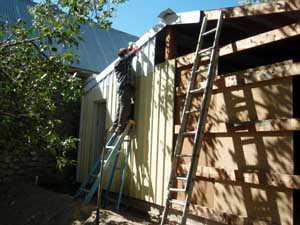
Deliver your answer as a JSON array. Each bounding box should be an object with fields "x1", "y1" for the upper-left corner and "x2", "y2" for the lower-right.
[{"x1": 109, "y1": 42, "x2": 138, "y2": 134}]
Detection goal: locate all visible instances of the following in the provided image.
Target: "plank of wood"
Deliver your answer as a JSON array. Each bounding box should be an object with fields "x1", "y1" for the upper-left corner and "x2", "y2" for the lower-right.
[
  {"x1": 165, "y1": 27, "x2": 177, "y2": 60},
  {"x1": 176, "y1": 60, "x2": 300, "y2": 96},
  {"x1": 178, "y1": 164, "x2": 300, "y2": 190},
  {"x1": 189, "y1": 204, "x2": 278, "y2": 225},
  {"x1": 206, "y1": 0, "x2": 300, "y2": 20},
  {"x1": 176, "y1": 22, "x2": 300, "y2": 67},
  {"x1": 116, "y1": 193, "x2": 278, "y2": 225},
  {"x1": 175, "y1": 118, "x2": 300, "y2": 135},
  {"x1": 220, "y1": 22, "x2": 300, "y2": 56}
]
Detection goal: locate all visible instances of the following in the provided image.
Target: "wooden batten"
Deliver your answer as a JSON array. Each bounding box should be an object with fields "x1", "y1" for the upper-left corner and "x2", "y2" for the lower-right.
[
  {"x1": 176, "y1": 22, "x2": 300, "y2": 68},
  {"x1": 179, "y1": 164, "x2": 300, "y2": 190},
  {"x1": 205, "y1": 0, "x2": 300, "y2": 20},
  {"x1": 189, "y1": 204, "x2": 278, "y2": 225},
  {"x1": 176, "y1": 60, "x2": 300, "y2": 96},
  {"x1": 220, "y1": 22, "x2": 300, "y2": 56},
  {"x1": 175, "y1": 118, "x2": 300, "y2": 134}
]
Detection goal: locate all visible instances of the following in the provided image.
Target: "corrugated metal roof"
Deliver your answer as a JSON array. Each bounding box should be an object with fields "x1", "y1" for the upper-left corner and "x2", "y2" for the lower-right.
[{"x1": 0, "y1": 0, "x2": 138, "y2": 73}]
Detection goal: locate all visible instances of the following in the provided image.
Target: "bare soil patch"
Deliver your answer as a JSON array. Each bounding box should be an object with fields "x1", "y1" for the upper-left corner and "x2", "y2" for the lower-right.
[{"x1": 0, "y1": 183, "x2": 156, "y2": 225}]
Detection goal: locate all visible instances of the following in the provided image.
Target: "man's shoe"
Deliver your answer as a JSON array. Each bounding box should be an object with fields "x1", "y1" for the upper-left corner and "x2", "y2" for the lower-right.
[
  {"x1": 115, "y1": 126, "x2": 123, "y2": 135},
  {"x1": 108, "y1": 126, "x2": 116, "y2": 132},
  {"x1": 128, "y1": 119, "x2": 135, "y2": 125}
]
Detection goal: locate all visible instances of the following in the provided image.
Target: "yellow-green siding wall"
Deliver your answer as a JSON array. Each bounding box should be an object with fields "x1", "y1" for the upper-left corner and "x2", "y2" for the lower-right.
[{"x1": 77, "y1": 60, "x2": 175, "y2": 206}]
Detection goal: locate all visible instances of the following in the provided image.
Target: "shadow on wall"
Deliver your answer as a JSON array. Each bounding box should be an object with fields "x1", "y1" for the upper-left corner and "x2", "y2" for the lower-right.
[
  {"x1": 174, "y1": 58, "x2": 294, "y2": 225},
  {"x1": 124, "y1": 60, "x2": 175, "y2": 206}
]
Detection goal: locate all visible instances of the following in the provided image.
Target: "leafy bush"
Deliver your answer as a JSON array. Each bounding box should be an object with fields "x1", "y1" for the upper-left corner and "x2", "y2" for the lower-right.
[{"x1": 0, "y1": 0, "x2": 126, "y2": 170}]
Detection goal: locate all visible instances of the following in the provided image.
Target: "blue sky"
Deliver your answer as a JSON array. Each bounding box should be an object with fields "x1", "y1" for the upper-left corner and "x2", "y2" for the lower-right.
[
  {"x1": 33, "y1": 0, "x2": 240, "y2": 37},
  {"x1": 111, "y1": 0, "x2": 240, "y2": 37}
]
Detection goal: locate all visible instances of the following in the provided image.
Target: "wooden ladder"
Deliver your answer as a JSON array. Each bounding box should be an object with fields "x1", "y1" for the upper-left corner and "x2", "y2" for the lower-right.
[{"x1": 74, "y1": 122, "x2": 133, "y2": 207}]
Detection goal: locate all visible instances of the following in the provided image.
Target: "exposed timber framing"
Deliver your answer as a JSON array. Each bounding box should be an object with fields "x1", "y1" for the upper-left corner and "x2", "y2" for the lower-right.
[
  {"x1": 165, "y1": 27, "x2": 178, "y2": 60},
  {"x1": 190, "y1": 204, "x2": 279, "y2": 225},
  {"x1": 178, "y1": 165, "x2": 300, "y2": 190},
  {"x1": 177, "y1": 22, "x2": 300, "y2": 65},
  {"x1": 176, "y1": 60, "x2": 300, "y2": 96},
  {"x1": 175, "y1": 118, "x2": 300, "y2": 134},
  {"x1": 220, "y1": 22, "x2": 300, "y2": 56}
]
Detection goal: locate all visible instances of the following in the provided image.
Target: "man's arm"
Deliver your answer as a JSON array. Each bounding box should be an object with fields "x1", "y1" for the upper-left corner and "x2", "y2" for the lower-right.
[{"x1": 124, "y1": 44, "x2": 138, "y2": 60}]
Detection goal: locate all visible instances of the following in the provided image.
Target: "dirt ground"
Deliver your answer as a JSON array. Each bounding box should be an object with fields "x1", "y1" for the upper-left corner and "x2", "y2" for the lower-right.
[{"x1": 0, "y1": 182, "x2": 157, "y2": 225}]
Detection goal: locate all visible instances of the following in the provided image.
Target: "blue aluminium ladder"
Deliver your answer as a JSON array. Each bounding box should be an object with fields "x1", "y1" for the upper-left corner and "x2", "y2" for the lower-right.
[{"x1": 74, "y1": 122, "x2": 133, "y2": 207}]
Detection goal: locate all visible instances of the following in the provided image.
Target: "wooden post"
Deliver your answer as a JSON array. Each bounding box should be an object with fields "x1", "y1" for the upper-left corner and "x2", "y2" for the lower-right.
[{"x1": 165, "y1": 27, "x2": 177, "y2": 60}]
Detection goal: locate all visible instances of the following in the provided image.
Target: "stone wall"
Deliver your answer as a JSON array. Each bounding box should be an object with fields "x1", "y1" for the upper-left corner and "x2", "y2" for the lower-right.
[{"x1": 0, "y1": 150, "x2": 59, "y2": 184}]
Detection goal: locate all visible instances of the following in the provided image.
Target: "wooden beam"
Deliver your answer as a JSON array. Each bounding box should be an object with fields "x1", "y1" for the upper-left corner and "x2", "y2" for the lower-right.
[
  {"x1": 175, "y1": 118, "x2": 300, "y2": 135},
  {"x1": 122, "y1": 192, "x2": 278, "y2": 225},
  {"x1": 176, "y1": 22, "x2": 300, "y2": 67},
  {"x1": 205, "y1": 0, "x2": 300, "y2": 20},
  {"x1": 176, "y1": 60, "x2": 300, "y2": 96},
  {"x1": 189, "y1": 204, "x2": 278, "y2": 225},
  {"x1": 220, "y1": 22, "x2": 300, "y2": 56},
  {"x1": 165, "y1": 27, "x2": 177, "y2": 60},
  {"x1": 179, "y1": 165, "x2": 300, "y2": 190}
]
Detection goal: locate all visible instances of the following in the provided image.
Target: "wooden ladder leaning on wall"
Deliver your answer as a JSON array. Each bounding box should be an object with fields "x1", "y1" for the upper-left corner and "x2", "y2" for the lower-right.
[
  {"x1": 74, "y1": 121, "x2": 134, "y2": 209},
  {"x1": 160, "y1": 11, "x2": 224, "y2": 225}
]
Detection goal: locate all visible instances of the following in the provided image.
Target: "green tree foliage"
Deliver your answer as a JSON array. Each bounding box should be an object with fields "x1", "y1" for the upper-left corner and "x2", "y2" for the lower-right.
[
  {"x1": 0, "y1": 0, "x2": 126, "y2": 169},
  {"x1": 239, "y1": 0, "x2": 278, "y2": 5}
]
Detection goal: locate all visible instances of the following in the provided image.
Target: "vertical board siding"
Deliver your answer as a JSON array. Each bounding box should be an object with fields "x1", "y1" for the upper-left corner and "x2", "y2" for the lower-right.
[
  {"x1": 77, "y1": 59, "x2": 175, "y2": 207},
  {"x1": 125, "y1": 60, "x2": 175, "y2": 205}
]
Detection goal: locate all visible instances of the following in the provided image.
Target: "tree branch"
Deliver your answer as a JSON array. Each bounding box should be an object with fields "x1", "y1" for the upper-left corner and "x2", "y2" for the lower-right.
[
  {"x1": 0, "y1": 36, "x2": 41, "y2": 48},
  {"x1": 30, "y1": 41, "x2": 49, "y2": 59},
  {"x1": 0, "y1": 111, "x2": 30, "y2": 118}
]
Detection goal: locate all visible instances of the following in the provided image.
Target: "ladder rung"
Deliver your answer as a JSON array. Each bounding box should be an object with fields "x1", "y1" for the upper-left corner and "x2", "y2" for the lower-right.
[
  {"x1": 198, "y1": 47, "x2": 213, "y2": 56},
  {"x1": 175, "y1": 176, "x2": 188, "y2": 181},
  {"x1": 181, "y1": 131, "x2": 196, "y2": 137},
  {"x1": 190, "y1": 87, "x2": 205, "y2": 94},
  {"x1": 81, "y1": 188, "x2": 89, "y2": 193},
  {"x1": 169, "y1": 188, "x2": 186, "y2": 192},
  {"x1": 195, "y1": 67, "x2": 208, "y2": 74},
  {"x1": 185, "y1": 108, "x2": 201, "y2": 114},
  {"x1": 106, "y1": 146, "x2": 114, "y2": 149},
  {"x1": 169, "y1": 199, "x2": 186, "y2": 206},
  {"x1": 175, "y1": 154, "x2": 193, "y2": 158},
  {"x1": 202, "y1": 28, "x2": 217, "y2": 36}
]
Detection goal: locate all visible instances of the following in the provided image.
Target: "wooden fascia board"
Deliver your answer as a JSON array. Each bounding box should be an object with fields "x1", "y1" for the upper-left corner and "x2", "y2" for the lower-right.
[{"x1": 205, "y1": 0, "x2": 300, "y2": 20}]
